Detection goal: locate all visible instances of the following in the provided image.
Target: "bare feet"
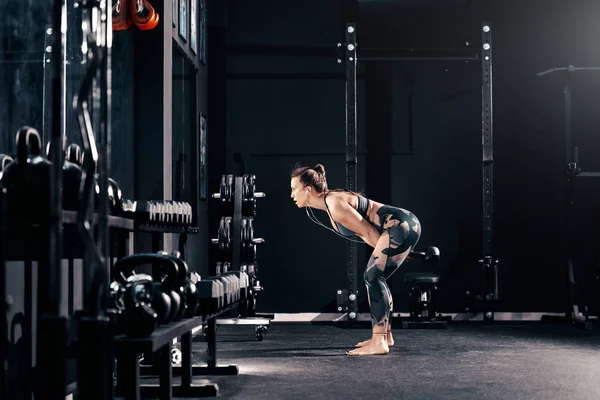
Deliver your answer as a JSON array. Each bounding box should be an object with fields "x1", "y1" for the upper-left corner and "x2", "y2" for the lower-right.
[
  {"x1": 347, "y1": 334, "x2": 389, "y2": 356},
  {"x1": 355, "y1": 331, "x2": 394, "y2": 347}
]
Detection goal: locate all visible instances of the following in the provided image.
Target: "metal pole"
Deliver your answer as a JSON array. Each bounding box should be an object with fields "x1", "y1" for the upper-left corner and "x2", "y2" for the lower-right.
[
  {"x1": 359, "y1": 56, "x2": 479, "y2": 62},
  {"x1": 480, "y1": 22, "x2": 497, "y2": 322},
  {"x1": 345, "y1": 23, "x2": 358, "y2": 321}
]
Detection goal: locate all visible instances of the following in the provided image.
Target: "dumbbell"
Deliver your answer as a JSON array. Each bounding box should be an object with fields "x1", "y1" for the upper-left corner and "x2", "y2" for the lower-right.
[
  {"x1": 168, "y1": 201, "x2": 191, "y2": 226},
  {"x1": 112, "y1": 253, "x2": 181, "y2": 325},
  {"x1": 196, "y1": 277, "x2": 224, "y2": 315},
  {"x1": 223, "y1": 271, "x2": 241, "y2": 303},
  {"x1": 220, "y1": 263, "x2": 240, "y2": 303},
  {"x1": 230, "y1": 267, "x2": 250, "y2": 300},
  {"x1": 409, "y1": 246, "x2": 441, "y2": 264},
  {"x1": 220, "y1": 263, "x2": 239, "y2": 303},
  {"x1": 215, "y1": 263, "x2": 233, "y2": 306}
]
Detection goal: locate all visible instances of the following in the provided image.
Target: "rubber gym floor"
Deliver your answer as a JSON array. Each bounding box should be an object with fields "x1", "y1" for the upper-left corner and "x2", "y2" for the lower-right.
[{"x1": 140, "y1": 322, "x2": 600, "y2": 399}]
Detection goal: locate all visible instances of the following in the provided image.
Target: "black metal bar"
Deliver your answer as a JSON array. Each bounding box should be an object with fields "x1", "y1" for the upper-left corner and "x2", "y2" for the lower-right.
[
  {"x1": 115, "y1": 348, "x2": 141, "y2": 400},
  {"x1": 152, "y1": 233, "x2": 162, "y2": 252},
  {"x1": 158, "y1": 345, "x2": 173, "y2": 400},
  {"x1": 408, "y1": 78, "x2": 415, "y2": 153},
  {"x1": 481, "y1": 22, "x2": 493, "y2": 258},
  {"x1": 345, "y1": 23, "x2": 359, "y2": 321},
  {"x1": 0, "y1": 190, "x2": 5, "y2": 400},
  {"x1": 206, "y1": 317, "x2": 217, "y2": 368},
  {"x1": 49, "y1": 0, "x2": 65, "y2": 318},
  {"x1": 42, "y1": 25, "x2": 54, "y2": 148},
  {"x1": 37, "y1": 1, "x2": 68, "y2": 399},
  {"x1": 231, "y1": 177, "x2": 243, "y2": 271},
  {"x1": 360, "y1": 56, "x2": 479, "y2": 62},
  {"x1": 480, "y1": 22, "x2": 496, "y2": 323},
  {"x1": 226, "y1": 43, "x2": 479, "y2": 60},
  {"x1": 565, "y1": 84, "x2": 572, "y2": 164},
  {"x1": 98, "y1": 0, "x2": 112, "y2": 317},
  {"x1": 181, "y1": 332, "x2": 193, "y2": 387},
  {"x1": 576, "y1": 172, "x2": 600, "y2": 178},
  {"x1": 76, "y1": 315, "x2": 113, "y2": 400},
  {"x1": 247, "y1": 151, "x2": 413, "y2": 157},
  {"x1": 227, "y1": 73, "x2": 366, "y2": 80}
]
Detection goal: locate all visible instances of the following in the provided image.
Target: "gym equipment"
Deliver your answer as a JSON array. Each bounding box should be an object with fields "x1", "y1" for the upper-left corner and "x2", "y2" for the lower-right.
[
  {"x1": 0, "y1": 154, "x2": 13, "y2": 179},
  {"x1": 66, "y1": 143, "x2": 83, "y2": 165},
  {"x1": 409, "y1": 246, "x2": 441, "y2": 265},
  {"x1": 112, "y1": 0, "x2": 132, "y2": 31},
  {"x1": 121, "y1": 199, "x2": 194, "y2": 229},
  {"x1": 402, "y1": 273, "x2": 446, "y2": 329},
  {"x1": 112, "y1": 253, "x2": 181, "y2": 325},
  {"x1": 121, "y1": 274, "x2": 158, "y2": 337},
  {"x1": 130, "y1": 0, "x2": 160, "y2": 31},
  {"x1": 210, "y1": 174, "x2": 272, "y2": 340},
  {"x1": 166, "y1": 251, "x2": 199, "y2": 320},
  {"x1": 242, "y1": 175, "x2": 266, "y2": 217},
  {"x1": 196, "y1": 278, "x2": 224, "y2": 315},
  {"x1": 107, "y1": 178, "x2": 124, "y2": 215},
  {"x1": 212, "y1": 174, "x2": 235, "y2": 216},
  {"x1": 336, "y1": 23, "x2": 497, "y2": 323},
  {"x1": 0, "y1": 126, "x2": 51, "y2": 225},
  {"x1": 213, "y1": 217, "x2": 232, "y2": 253},
  {"x1": 62, "y1": 152, "x2": 84, "y2": 211},
  {"x1": 537, "y1": 65, "x2": 600, "y2": 329}
]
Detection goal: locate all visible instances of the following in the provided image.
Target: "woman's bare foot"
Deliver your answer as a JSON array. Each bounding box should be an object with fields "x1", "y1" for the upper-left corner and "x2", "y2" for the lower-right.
[
  {"x1": 355, "y1": 331, "x2": 394, "y2": 347},
  {"x1": 347, "y1": 334, "x2": 389, "y2": 356}
]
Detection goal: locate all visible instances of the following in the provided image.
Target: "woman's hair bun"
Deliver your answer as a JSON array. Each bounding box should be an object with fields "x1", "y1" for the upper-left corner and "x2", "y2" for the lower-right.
[{"x1": 314, "y1": 164, "x2": 326, "y2": 177}]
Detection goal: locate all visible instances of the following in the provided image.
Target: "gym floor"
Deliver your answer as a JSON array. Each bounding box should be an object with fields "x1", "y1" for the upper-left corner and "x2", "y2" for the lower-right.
[{"x1": 143, "y1": 323, "x2": 600, "y2": 399}]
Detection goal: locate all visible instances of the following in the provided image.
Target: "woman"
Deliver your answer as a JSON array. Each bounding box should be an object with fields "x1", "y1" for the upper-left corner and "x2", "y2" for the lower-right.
[{"x1": 290, "y1": 164, "x2": 421, "y2": 356}]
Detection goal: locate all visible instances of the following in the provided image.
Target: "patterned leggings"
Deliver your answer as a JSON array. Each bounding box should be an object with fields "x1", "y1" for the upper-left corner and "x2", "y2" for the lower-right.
[{"x1": 364, "y1": 206, "x2": 421, "y2": 330}]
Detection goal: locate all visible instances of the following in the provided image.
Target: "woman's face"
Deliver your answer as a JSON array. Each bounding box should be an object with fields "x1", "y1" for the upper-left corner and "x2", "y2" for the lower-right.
[{"x1": 290, "y1": 177, "x2": 309, "y2": 208}]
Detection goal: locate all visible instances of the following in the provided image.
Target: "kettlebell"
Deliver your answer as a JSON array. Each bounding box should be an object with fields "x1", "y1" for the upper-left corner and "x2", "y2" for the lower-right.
[
  {"x1": 0, "y1": 154, "x2": 13, "y2": 180},
  {"x1": 107, "y1": 280, "x2": 127, "y2": 335},
  {"x1": 123, "y1": 273, "x2": 158, "y2": 337},
  {"x1": 112, "y1": 253, "x2": 180, "y2": 325},
  {"x1": 107, "y1": 177, "x2": 124, "y2": 214},
  {"x1": 155, "y1": 251, "x2": 182, "y2": 322},
  {"x1": 45, "y1": 139, "x2": 85, "y2": 211},
  {"x1": 66, "y1": 143, "x2": 83, "y2": 165},
  {"x1": 169, "y1": 251, "x2": 198, "y2": 319},
  {"x1": 0, "y1": 126, "x2": 51, "y2": 225}
]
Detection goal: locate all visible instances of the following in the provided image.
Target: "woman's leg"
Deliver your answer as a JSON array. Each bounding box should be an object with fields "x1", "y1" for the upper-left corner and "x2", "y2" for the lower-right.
[
  {"x1": 347, "y1": 232, "x2": 396, "y2": 355},
  {"x1": 347, "y1": 211, "x2": 421, "y2": 356}
]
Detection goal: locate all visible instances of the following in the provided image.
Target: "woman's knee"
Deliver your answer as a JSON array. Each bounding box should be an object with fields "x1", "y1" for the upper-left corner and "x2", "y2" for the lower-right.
[{"x1": 363, "y1": 266, "x2": 384, "y2": 287}]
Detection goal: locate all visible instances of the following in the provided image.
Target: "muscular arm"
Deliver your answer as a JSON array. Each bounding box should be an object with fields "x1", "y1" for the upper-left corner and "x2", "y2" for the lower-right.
[{"x1": 329, "y1": 201, "x2": 381, "y2": 248}]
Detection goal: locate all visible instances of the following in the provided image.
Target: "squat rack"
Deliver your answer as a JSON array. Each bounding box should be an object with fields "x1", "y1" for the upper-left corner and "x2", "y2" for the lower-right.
[
  {"x1": 338, "y1": 22, "x2": 498, "y2": 323},
  {"x1": 537, "y1": 65, "x2": 600, "y2": 327}
]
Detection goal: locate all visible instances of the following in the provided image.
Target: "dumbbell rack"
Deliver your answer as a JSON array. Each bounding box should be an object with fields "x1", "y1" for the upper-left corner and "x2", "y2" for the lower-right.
[
  {"x1": 211, "y1": 175, "x2": 273, "y2": 340},
  {"x1": 109, "y1": 208, "x2": 247, "y2": 399}
]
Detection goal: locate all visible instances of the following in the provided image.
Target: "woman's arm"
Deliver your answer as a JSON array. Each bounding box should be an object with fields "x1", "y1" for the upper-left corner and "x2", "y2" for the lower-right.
[{"x1": 330, "y1": 201, "x2": 381, "y2": 248}]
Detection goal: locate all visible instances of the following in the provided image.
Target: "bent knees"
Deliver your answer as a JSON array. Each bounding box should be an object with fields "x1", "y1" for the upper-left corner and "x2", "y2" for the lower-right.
[{"x1": 364, "y1": 265, "x2": 384, "y2": 287}]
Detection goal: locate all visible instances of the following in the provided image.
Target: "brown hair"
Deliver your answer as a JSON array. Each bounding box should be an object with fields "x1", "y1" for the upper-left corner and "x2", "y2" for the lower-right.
[{"x1": 291, "y1": 163, "x2": 328, "y2": 194}]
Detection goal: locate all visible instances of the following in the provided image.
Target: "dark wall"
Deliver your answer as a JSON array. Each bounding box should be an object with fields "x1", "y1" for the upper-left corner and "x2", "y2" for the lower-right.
[{"x1": 225, "y1": 0, "x2": 600, "y2": 314}]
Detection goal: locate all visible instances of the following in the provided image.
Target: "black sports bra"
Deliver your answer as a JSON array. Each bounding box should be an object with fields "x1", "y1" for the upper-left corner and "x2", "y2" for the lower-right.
[{"x1": 323, "y1": 190, "x2": 374, "y2": 237}]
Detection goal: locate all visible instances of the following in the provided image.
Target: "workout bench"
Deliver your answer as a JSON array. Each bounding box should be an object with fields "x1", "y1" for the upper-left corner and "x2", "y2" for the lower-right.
[{"x1": 402, "y1": 246, "x2": 448, "y2": 329}]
